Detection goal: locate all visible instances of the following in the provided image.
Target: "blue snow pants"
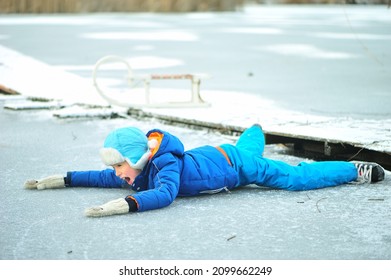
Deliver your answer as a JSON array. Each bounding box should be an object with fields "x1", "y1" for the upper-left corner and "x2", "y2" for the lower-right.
[{"x1": 220, "y1": 125, "x2": 358, "y2": 191}]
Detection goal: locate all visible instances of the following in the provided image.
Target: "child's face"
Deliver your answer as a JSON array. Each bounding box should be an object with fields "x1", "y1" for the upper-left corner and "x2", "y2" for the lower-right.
[{"x1": 113, "y1": 161, "x2": 141, "y2": 185}]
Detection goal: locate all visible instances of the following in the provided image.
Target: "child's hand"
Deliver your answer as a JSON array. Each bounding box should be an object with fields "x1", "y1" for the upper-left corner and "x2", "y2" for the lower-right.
[
  {"x1": 24, "y1": 175, "x2": 65, "y2": 190},
  {"x1": 84, "y1": 198, "x2": 129, "y2": 217}
]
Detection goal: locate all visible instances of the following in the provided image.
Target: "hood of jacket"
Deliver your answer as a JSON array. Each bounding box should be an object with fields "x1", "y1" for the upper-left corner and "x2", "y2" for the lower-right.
[{"x1": 146, "y1": 129, "x2": 184, "y2": 160}]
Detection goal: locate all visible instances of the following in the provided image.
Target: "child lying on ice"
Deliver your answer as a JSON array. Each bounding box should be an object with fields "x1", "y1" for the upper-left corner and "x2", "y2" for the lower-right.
[{"x1": 24, "y1": 124, "x2": 385, "y2": 217}]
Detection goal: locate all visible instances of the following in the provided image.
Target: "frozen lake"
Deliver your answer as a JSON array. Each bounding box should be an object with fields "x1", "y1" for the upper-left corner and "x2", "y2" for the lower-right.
[
  {"x1": 0, "y1": 4, "x2": 390, "y2": 119},
  {"x1": 0, "y1": 105, "x2": 390, "y2": 260}
]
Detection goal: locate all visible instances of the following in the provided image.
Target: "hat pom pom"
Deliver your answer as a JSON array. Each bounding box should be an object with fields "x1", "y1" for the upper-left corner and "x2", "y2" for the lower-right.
[{"x1": 148, "y1": 139, "x2": 158, "y2": 149}]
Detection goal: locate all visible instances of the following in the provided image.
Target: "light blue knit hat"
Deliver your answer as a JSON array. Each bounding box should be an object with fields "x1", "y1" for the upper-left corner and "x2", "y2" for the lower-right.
[{"x1": 100, "y1": 127, "x2": 152, "y2": 170}]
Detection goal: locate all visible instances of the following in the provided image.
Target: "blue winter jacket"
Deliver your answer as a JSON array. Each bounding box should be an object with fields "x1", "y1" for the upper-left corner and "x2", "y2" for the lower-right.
[{"x1": 67, "y1": 129, "x2": 239, "y2": 212}]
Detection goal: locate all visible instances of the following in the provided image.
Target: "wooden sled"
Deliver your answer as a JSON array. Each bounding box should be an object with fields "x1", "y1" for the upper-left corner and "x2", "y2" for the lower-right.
[{"x1": 92, "y1": 55, "x2": 210, "y2": 108}]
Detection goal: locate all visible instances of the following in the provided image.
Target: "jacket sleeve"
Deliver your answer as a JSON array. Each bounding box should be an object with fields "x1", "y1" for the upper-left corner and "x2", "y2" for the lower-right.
[
  {"x1": 66, "y1": 169, "x2": 126, "y2": 188},
  {"x1": 130, "y1": 153, "x2": 180, "y2": 212}
]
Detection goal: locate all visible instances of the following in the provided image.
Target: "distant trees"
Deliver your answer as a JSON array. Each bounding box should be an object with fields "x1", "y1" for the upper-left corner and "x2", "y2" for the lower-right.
[
  {"x1": 1, "y1": 0, "x2": 388, "y2": 13},
  {"x1": 253, "y1": 0, "x2": 387, "y2": 4},
  {"x1": 0, "y1": 0, "x2": 244, "y2": 13}
]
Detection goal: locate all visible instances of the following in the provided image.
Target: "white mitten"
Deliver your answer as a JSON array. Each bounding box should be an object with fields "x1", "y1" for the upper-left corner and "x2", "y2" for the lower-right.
[
  {"x1": 84, "y1": 198, "x2": 129, "y2": 217},
  {"x1": 24, "y1": 175, "x2": 65, "y2": 190}
]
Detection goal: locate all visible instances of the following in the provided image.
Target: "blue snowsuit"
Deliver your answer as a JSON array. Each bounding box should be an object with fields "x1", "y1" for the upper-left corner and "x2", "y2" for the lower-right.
[{"x1": 66, "y1": 125, "x2": 358, "y2": 212}]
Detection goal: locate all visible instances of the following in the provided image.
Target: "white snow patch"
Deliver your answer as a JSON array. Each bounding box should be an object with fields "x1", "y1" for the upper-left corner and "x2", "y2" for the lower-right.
[
  {"x1": 54, "y1": 56, "x2": 183, "y2": 72},
  {"x1": 81, "y1": 31, "x2": 198, "y2": 41},
  {"x1": 52, "y1": 104, "x2": 127, "y2": 119},
  {"x1": 113, "y1": 56, "x2": 184, "y2": 69},
  {"x1": 312, "y1": 32, "x2": 391, "y2": 40},
  {"x1": 132, "y1": 45, "x2": 155, "y2": 51},
  {"x1": 223, "y1": 27, "x2": 283, "y2": 35},
  {"x1": 185, "y1": 13, "x2": 216, "y2": 20},
  {"x1": 259, "y1": 44, "x2": 357, "y2": 59},
  {"x1": 0, "y1": 44, "x2": 107, "y2": 106}
]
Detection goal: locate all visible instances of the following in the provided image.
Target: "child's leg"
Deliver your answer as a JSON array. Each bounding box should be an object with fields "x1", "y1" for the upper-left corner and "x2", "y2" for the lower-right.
[
  {"x1": 220, "y1": 143, "x2": 357, "y2": 190},
  {"x1": 236, "y1": 124, "x2": 265, "y2": 156},
  {"x1": 223, "y1": 125, "x2": 358, "y2": 190},
  {"x1": 254, "y1": 158, "x2": 358, "y2": 191}
]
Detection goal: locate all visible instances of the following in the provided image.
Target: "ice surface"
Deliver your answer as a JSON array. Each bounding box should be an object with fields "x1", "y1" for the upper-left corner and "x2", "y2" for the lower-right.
[{"x1": 0, "y1": 108, "x2": 390, "y2": 260}]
